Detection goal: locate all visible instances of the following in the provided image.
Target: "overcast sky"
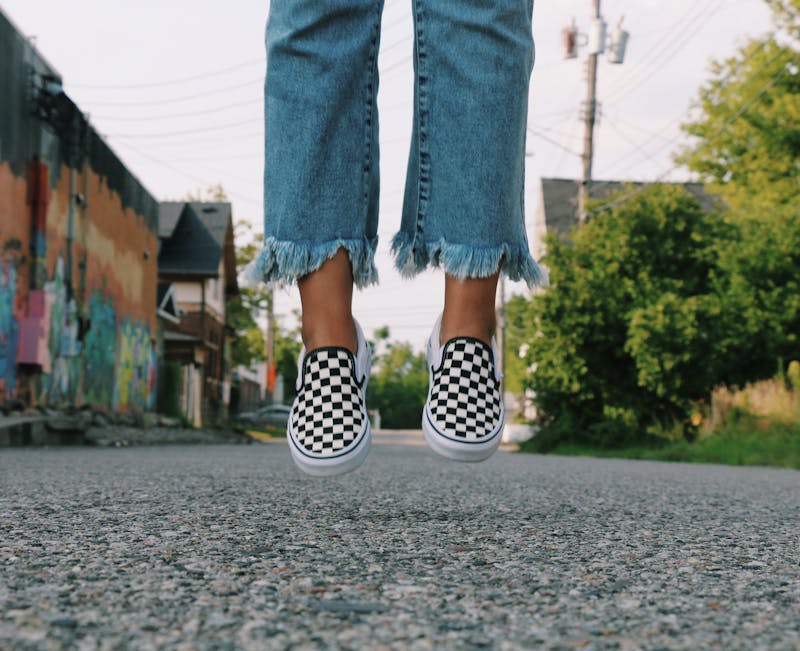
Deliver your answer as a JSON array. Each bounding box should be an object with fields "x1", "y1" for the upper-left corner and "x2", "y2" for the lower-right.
[{"x1": 0, "y1": 0, "x2": 774, "y2": 347}]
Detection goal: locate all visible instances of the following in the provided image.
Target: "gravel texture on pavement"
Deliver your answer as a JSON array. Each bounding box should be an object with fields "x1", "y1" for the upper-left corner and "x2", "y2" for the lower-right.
[
  {"x1": 1, "y1": 443, "x2": 798, "y2": 650},
  {"x1": 84, "y1": 426, "x2": 252, "y2": 448}
]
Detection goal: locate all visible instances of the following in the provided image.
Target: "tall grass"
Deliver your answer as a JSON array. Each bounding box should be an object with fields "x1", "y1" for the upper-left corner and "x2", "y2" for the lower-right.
[
  {"x1": 706, "y1": 378, "x2": 799, "y2": 434},
  {"x1": 525, "y1": 368, "x2": 800, "y2": 469}
]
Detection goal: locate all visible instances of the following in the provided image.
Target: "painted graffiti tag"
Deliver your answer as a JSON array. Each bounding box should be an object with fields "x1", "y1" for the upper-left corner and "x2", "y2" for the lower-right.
[
  {"x1": 83, "y1": 291, "x2": 117, "y2": 407},
  {"x1": 114, "y1": 320, "x2": 156, "y2": 411},
  {"x1": 0, "y1": 240, "x2": 23, "y2": 401},
  {"x1": 43, "y1": 256, "x2": 81, "y2": 405}
]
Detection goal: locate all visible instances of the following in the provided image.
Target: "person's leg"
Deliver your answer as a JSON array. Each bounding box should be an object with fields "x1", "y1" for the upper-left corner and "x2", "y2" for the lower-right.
[
  {"x1": 250, "y1": 0, "x2": 384, "y2": 475},
  {"x1": 399, "y1": 0, "x2": 545, "y2": 460},
  {"x1": 249, "y1": 0, "x2": 384, "y2": 290},
  {"x1": 298, "y1": 249, "x2": 358, "y2": 354},
  {"x1": 392, "y1": 0, "x2": 546, "y2": 289},
  {"x1": 440, "y1": 273, "x2": 499, "y2": 346}
]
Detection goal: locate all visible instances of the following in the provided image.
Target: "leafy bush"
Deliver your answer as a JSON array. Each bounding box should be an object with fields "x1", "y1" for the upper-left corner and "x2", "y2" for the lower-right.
[
  {"x1": 526, "y1": 184, "x2": 723, "y2": 448},
  {"x1": 523, "y1": 10, "x2": 800, "y2": 452},
  {"x1": 525, "y1": 183, "x2": 800, "y2": 450},
  {"x1": 708, "y1": 206, "x2": 800, "y2": 388}
]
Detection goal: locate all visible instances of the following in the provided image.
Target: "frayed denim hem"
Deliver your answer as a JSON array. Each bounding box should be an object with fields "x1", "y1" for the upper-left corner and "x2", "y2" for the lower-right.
[
  {"x1": 244, "y1": 235, "x2": 379, "y2": 289},
  {"x1": 390, "y1": 232, "x2": 549, "y2": 288}
]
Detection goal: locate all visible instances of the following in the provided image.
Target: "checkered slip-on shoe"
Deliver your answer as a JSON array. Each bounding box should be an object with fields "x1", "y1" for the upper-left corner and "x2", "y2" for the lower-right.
[
  {"x1": 422, "y1": 315, "x2": 504, "y2": 462},
  {"x1": 287, "y1": 320, "x2": 372, "y2": 476}
]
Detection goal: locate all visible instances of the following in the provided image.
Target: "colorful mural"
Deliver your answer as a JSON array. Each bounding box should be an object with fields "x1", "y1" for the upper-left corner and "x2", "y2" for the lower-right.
[
  {"x1": 0, "y1": 245, "x2": 158, "y2": 411},
  {"x1": 0, "y1": 240, "x2": 23, "y2": 401},
  {"x1": 1, "y1": 226, "x2": 158, "y2": 412},
  {"x1": 42, "y1": 256, "x2": 81, "y2": 405},
  {"x1": 1, "y1": 201, "x2": 158, "y2": 412},
  {"x1": 2, "y1": 15, "x2": 159, "y2": 413},
  {"x1": 114, "y1": 320, "x2": 157, "y2": 411},
  {"x1": 83, "y1": 291, "x2": 117, "y2": 407}
]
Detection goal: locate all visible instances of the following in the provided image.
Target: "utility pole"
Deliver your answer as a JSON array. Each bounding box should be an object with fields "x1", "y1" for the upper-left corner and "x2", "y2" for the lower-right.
[
  {"x1": 578, "y1": 0, "x2": 601, "y2": 224},
  {"x1": 563, "y1": 3, "x2": 629, "y2": 223}
]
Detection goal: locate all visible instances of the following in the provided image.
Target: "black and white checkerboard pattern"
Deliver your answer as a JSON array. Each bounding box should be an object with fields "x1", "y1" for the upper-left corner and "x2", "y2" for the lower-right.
[
  {"x1": 429, "y1": 338, "x2": 502, "y2": 440},
  {"x1": 290, "y1": 348, "x2": 365, "y2": 456}
]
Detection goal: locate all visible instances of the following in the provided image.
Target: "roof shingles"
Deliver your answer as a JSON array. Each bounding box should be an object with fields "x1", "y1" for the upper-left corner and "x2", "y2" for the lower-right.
[{"x1": 538, "y1": 178, "x2": 720, "y2": 238}]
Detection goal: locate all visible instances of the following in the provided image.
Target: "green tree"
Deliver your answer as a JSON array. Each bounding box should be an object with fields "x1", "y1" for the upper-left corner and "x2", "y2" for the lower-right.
[
  {"x1": 525, "y1": 5, "x2": 800, "y2": 449},
  {"x1": 526, "y1": 184, "x2": 723, "y2": 448},
  {"x1": 678, "y1": 1, "x2": 800, "y2": 385},
  {"x1": 764, "y1": 0, "x2": 800, "y2": 38},
  {"x1": 227, "y1": 221, "x2": 272, "y2": 368},
  {"x1": 366, "y1": 328, "x2": 429, "y2": 429},
  {"x1": 504, "y1": 294, "x2": 534, "y2": 396},
  {"x1": 274, "y1": 312, "x2": 302, "y2": 404},
  {"x1": 678, "y1": 20, "x2": 800, "y2": 210},
  {"x1": 710, "y1": 204, "x2": 800, "y2": 387}
]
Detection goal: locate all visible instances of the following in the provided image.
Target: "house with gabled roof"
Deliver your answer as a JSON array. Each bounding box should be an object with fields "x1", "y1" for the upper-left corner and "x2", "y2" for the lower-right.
[
  {"x1": 532, "y1": 178, "x2": 720, "y2": 260},
  {"x1": 157, "y1": 202, "x2": 238, "y2": 425}
]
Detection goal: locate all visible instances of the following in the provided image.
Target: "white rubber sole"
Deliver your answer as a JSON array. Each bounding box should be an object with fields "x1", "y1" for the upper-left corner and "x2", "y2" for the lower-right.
[
  {"x1": 422, "y1": 407, "x2": 502, "y2": 462},
  {"x1": 287, "y1": 424, "x2": 372, "y2": 477}
]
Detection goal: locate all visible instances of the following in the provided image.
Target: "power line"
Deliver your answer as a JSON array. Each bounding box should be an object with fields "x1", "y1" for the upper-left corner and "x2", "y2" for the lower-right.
[
  {"x1": 603, "y1": 0, "x2": 726, "y2": 106},
  {"x1": 526, "y1": 127, "x2": 582, "y2": 158},
  {"x1": 601, "y1": 0, "x2": 712, "y2": 96},
  {"x1": 168, "y1": 152, "x2": 262, "y2": 163},
  {"x1": 601, "y1": 38, "x2": 787, "y2": 176},
  {"x1": 382, "y1": 11, "x2": 413, "y2": 31},
  {"x1": 607, "y1": 113, "x2": 678, "y2": 145},
  {"x1": 111, "y1": 130, "x2": 265, "y2": 148},
  {"x1": 380, "y1": 54, "x2": 414, "y2": 75},
  {"x1": 114, "y1": 138, "x2": 261, "y2": 208},
  {"x1": 533, "y1": 0, "x2": 722, "y2": 166},
  {"x1": 534, "y1": 122, "x2": 583, "y2": 142},
  {"x1": 589, "y1": 57, "x2": 796, "y2": 216},
  {"x1": 600, "y1": 114, "x2": 683, "y2": 177},
  {"x1": 380, "y1": 32, "x2": 412, "y2": 56},
  {"x1": 601, "y1": 0, "x2": 721, "y2": 100},
  {"x1": 76, "y1": 78, "x2": 263, "y2": 108},
  {"x1": 108, "y1": 117, "x2": 258, "y2": 139},
  {"x1": 550, "y1": 117, "x2": 581, "y2": 177},
  {"x1": 530, "y1": 107, "x2": 579, "y2": 123},
  {"x1": 92, "y1": 97, "x2": 262, "y2": 122},
  {"x1": 69, "y1": 58, "x2": 264, "y2": 90}
]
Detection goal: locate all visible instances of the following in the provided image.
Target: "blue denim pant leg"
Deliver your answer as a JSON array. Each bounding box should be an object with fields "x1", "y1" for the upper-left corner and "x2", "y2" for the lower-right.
[
  {"x1": 249, "y1": 0, "x2": 384, "y2": 288},
  {"x1": 391, "y1": 0, "x2": 547, "y2": 287}
]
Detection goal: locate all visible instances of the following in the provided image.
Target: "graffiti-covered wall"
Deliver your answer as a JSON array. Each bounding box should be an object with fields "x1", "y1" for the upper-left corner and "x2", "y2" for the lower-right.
[{"x1": 0, "y1": 9, "x2": 159, "y2": 412}]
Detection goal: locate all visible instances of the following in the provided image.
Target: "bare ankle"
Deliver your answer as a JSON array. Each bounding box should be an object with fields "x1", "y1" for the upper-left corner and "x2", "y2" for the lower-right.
[
  {"x1": 302, "y1": 315, "x2": 358, "y2": 353},
  {"x1": 440, "y1": 273, "x2": 499, "y2": 345},
  {"x1": 298, "y1": 249, "x2": 358, "y2": 353},
  {"x1": 440, "y1": 314, "x2": 496, "y2": 346}
]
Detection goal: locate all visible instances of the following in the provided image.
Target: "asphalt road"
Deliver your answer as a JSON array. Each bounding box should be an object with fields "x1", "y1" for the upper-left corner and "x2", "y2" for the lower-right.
[{"x1": 1, "y1": 438, "x2": 799, "y2": 650}]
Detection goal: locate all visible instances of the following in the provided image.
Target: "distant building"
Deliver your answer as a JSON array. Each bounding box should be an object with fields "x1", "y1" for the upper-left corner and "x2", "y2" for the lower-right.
[
  {"x1": 231, "y1": 363, "x2": 268, "y2": 414},
  {"x1": 0, "y1": 8, "x2": 159, "y2": 411},
  {"x1": 532, "y1": 177, "x2": 720, "y2": 260},
  {"x1": 157, "y1": 202, "x2": 238, "y2": 426}
]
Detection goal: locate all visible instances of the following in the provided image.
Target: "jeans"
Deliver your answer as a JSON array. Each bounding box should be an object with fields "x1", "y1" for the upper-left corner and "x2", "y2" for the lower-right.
[{"x1": 249, "y1": 0, "x2": 546, "y2": 289}]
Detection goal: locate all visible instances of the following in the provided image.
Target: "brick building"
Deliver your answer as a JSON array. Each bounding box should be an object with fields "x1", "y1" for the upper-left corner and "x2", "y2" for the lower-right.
[{"x1": 0, "y1": 8, "x2": 159, "y2": 411}]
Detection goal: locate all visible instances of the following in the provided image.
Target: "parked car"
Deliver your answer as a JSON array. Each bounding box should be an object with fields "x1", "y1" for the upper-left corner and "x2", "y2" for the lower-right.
[{"x1": 234, "y1": 404, "x2": 292, "y2": 429}]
